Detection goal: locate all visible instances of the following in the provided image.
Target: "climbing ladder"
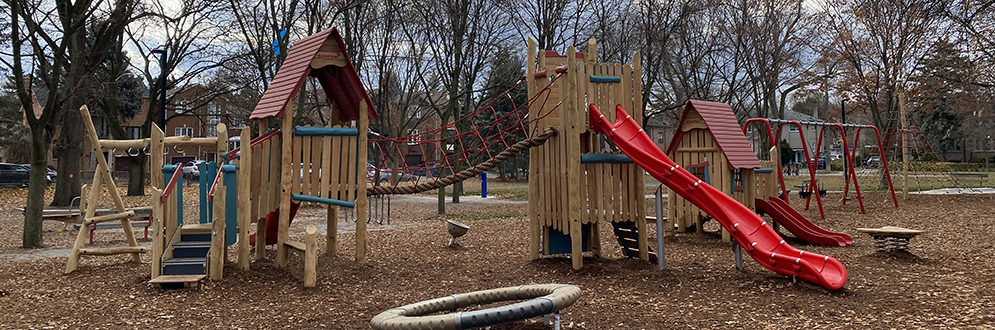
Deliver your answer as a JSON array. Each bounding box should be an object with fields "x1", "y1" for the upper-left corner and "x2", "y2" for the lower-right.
[
  {"x1": 611, "y1": 221, "x2": 658, "y2": 262},
  {"x1": 65, "y1": 105, "x2": 148, "y2": 274}
]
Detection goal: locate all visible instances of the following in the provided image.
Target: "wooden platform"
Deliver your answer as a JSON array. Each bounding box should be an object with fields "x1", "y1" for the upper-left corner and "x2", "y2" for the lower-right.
[
  {"x1": 856, "y1": 226, "x2": 924, "y2": 238},
  {"x1": 149, "y1": 275, "x2": 207, "y2": 288}
]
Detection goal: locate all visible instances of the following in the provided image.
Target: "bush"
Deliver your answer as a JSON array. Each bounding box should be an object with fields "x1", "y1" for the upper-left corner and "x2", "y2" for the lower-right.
[
  {"x1": 830, "y1": 159, "x2": 844, "y2": 171},
  {"x1": 918, "y1": 154, "x2": 940, "y2": 162}
]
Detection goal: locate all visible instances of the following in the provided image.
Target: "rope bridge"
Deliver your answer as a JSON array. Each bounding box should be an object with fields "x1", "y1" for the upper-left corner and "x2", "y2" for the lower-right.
[{"x1": 367, "y1": 73, "x2": 564, "y2": 196}]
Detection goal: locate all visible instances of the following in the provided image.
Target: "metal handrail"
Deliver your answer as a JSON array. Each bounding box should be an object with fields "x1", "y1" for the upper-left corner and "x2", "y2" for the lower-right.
[{"x1": 161, "y1": 164, "x2": 183, "y2": 202}]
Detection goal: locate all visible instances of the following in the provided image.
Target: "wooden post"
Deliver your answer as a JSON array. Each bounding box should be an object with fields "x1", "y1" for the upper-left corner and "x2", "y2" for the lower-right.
[
  {"x1": 256, "y1": 138, "x2": 270, "y2": 260},
  {"x1": 277, "y1": 109, "x2": 294, "y2": 267},
  {"x1": 326, "y1": 204, "x2": 339, "y2": 253},
  {"x1": 356, "y1": 101, "x2": 370, "y2": 263},
  {"x1": 631, "y1": 51, "x2": 649, "y2": 261},
  {"x1": 237, "y1": 128, "x2": 252, "y2": 270},
  {"x1": 899, "y1": 91, "x2": 909, "y2": 197},
  {"x1": 210, "y1": 124, "x2": 228, "y2": 280},
  {"x1": 151, "y1": 125, "x2": 164, "y2": 189},
  {"x1": 304, "y1": 225, "x2": 317, "y2": 287},
  {"x1": 151, "y1": 187, "x2": 164, "y2": 278},
  {"x1": 526, "y1": 37, "x2": 540, "y2": 261},
  {"x1": 566, "y1": 47, "x2": 584, "y2": 270}
]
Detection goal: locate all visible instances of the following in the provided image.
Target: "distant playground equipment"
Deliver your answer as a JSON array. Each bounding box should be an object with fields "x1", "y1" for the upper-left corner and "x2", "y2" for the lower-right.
[
  {"x1": 370, "y1": 284, "x2": 581, "y2": 330},
  {"x1": 590, "y1": 104, "x2": 848, "y2": 290},
  {"x1": 446, "y1": 220, "x2": 469, "y2": 247},
  {"x1": 743, "y1": 118, "x2": 898, "y2": 219}
]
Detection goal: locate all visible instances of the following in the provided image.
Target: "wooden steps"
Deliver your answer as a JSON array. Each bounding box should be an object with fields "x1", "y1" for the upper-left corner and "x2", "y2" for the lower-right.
[
  {"x1": 149, "y1": 275, "x2": 207, "y2": 288},
  {"x1": 611, "y1": 221, "x2": 657, "y2": 262}
]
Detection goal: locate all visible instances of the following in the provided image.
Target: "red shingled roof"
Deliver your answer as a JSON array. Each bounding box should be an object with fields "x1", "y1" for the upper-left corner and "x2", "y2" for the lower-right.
[
  {"x1": 250, "y1": 27, "x2": 377, "y2": 121},
  {"x1": 666, "y1": 100, "x2": 761, "y2": 169}
]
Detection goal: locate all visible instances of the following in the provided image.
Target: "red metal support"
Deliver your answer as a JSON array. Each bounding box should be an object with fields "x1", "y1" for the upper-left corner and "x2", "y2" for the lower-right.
[
  {"x1": 810, "y1": 124, "x2": 864, "y2": 214},
  {"x1": 773, "y1": 120, "x2": 825, "y2": 219},
  {"x1": 855, "y1": 126, "x2": 898, "y2": 207},
  {"x1": 743, "y1": 118, "x2": 789, "y2": 203}
]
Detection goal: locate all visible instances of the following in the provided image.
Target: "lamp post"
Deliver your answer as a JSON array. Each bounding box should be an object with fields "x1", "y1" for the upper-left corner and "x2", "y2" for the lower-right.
[
  {"x1": 150, "y1": 47, "x2": 168, "y2": 133},
  {"x1": 841, "y1": 96, "x2": 850, "y2": 185}
]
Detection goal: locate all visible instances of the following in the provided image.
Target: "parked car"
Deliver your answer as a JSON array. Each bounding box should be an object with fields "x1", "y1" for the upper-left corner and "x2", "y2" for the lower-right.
[
  {"x1": 20, "y1": 164, "x2": 55, "y2": 185},
  {"x1": 0, "y1": 163, "x2": 31, "y2": 187},
  {"x1": 367, "y1": 166, "x2": 412, "y2": 183},
  {"x1": 183, "y1": 160, "x2": 205, "y2": 178},
  {"x1": 863, "y1": 155, "x2": 880, "y2": 167}
]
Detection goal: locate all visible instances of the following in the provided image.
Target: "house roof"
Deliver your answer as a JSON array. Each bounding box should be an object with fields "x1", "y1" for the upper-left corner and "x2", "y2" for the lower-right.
[
  {"x1": 249, "y1": 27, "x2": 378, "y2": 122},
  {"x1": 782, "y1": 109, "x2": 824, "y2": 122},
  {"x1": 666, "y1": 100, "x2": 761, "y2": 169}
]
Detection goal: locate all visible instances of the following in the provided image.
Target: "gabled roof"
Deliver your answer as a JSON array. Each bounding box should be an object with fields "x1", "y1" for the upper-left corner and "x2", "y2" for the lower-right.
[
  {"x1": 666, "y1": 100, "x2": 761, "y2": 169},
  {"x1": 250, "y1": 27, "x2": 377, "y2": 122}
]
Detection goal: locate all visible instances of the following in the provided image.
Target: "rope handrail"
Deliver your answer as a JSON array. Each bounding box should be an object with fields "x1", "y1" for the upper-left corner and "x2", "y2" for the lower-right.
[{"x1": 368, "y1": 127, "x2": 557, "y2": 196}]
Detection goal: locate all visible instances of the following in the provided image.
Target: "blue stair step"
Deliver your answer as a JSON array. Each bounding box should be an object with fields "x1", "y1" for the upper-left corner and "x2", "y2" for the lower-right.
[
  {"x1": 162, "y1": 257, "x2": 207, "y2": 275},
  {"x1": 181, "y1": 233, "x2": 211, "y2": 242},
  {"x1": 172, "y1": 241, "x2": 211, "y2": 258}
]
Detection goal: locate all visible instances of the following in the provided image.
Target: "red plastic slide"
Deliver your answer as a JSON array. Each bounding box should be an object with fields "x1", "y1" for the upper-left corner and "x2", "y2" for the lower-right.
[
  {"x1": 589, "y1": 104, "x2": 847, "y2": 290},
  {"x1": 249, "y1": 202, "x2": 301, "y2": 246},
  {"x1": 755, "y1": 198, "x2": 852, "y2": 247}
]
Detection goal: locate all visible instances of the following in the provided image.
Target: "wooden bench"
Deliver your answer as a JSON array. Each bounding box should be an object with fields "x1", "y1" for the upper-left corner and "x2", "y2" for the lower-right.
[
  {"x1": 950, "y1": 173, "x2": 988, "y2": 188},
  {"x1": 856, "y1": 226, "x2": 924, "y2": 252},
  {"x1": 25, "y1": 206, "x2": 155, "y2": 244}
]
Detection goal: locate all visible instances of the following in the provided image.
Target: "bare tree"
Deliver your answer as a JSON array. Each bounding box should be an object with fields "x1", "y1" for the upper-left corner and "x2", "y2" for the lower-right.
[
  {"x1": 125, "y1": 0, "x2": 231, "y2": 192},
  {"x1": 400, "y1": 0, "x2": 512, "y2": 212},
  {"x1": 4, "y1": 0, "x2": 138, "y2": 246}
]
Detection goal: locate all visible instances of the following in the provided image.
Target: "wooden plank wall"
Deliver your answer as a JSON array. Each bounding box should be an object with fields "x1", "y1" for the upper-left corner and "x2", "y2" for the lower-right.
[
  {"x1": 289, "y1": 125, "x2": 358, "y2": 206},
  {"x1": 526, "y1": 38, "x2": 645, "y2": 262}
]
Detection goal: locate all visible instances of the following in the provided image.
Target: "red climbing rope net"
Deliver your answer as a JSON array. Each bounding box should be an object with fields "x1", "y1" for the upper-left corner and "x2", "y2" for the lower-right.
[{"x1": 367, "y1": 74, "x2": 564, "y2": 194}]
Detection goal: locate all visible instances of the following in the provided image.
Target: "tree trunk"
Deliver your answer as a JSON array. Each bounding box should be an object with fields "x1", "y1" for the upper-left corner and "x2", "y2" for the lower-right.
[
  {"x1": 52, "y1": 109, "x2": 86, "y2": 206},
  {"x1": 127, "y1": 154, "x2": 146, "y2": 195},
  {"x1": 23, "y1": 126, "x2": 50, "y2": 248},
  {"x1": 437, "y1": 186, "x2": 445, "y2": 215}
]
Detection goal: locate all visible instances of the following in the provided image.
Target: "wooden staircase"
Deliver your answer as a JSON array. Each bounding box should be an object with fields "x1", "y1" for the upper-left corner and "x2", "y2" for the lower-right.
[
  {"x1": 611, "y1": 221, "x2": 657, "y2": 262},
  {"x1": 150, "y1": 224, "x2": 212, "y2": 288}
]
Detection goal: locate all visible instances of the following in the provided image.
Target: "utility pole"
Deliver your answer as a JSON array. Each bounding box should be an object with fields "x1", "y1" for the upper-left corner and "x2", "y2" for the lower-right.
[
  {"x1": 151, "y1": 47, "x2": 168, "y2": 133},
  {"x1": 899, "y1": 90, "x2": 909, "y2": 197}
]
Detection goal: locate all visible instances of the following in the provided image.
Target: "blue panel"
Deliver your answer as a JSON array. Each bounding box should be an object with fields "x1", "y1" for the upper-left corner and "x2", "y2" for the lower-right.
[
  {"x1": 755, "y1": 168, "x2": 774, "y2": 174},
  {"x1": 589, "y1": 75, "x2": 621, "y2": 83},
  {"x1": 545, "y1": 224, "x2": 590, "y2": 255},
  {"x1": 294, "y1": 126, "x2": 359, "y2": 136},
  {"x1": 580, "y1": 154, "x2": 633, "y2": 164},
  {"x1": 163, "y1": 165, "x2": 183, "y2": 227},
  {"x1": 223, "y1": 164, "x2": 238, "y2": 246},
  {"x1": 292, "y1": 194, "x2": 355, "y2": 208},
  {"x1": 198, "y1": 162, "x2": 218, "y2": 224}
]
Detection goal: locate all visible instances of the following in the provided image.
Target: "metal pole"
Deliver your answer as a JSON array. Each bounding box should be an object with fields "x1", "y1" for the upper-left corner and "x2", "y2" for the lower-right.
[
  {"x1": 655, "y1": 185, "x2": 665, "y2": 270},
  {"x1": 841, "y1": 98, "x2": 849, "y2": 185},
  {"x1": 156, "y1": 48, "x2": 167, "y2": 133},
  {"x1": 480, "y1": 171, "x2": 487, "y2": 198}
]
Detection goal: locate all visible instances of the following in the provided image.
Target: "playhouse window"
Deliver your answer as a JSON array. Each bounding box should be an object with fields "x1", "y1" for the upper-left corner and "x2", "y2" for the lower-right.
[{"x1": 733, "y1": 169, "x2": 744, "y2": 192}]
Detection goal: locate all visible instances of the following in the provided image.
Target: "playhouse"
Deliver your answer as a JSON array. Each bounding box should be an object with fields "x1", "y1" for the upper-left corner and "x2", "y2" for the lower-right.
[{"x1": 665, "y1": 100, "x2": 763, "y2": 241}]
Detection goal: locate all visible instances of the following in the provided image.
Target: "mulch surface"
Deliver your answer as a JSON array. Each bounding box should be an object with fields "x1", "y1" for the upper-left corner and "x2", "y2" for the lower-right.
[{"x1": 1, "y1": 186, "x2": 994, "y2": 329}]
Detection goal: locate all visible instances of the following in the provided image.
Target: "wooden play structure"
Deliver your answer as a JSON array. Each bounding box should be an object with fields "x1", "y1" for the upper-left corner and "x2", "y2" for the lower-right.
[
  {"x1": 525, "y1": 38, "x2": 649, "y2": 269},
  {"x1": 215, "y1": 27, "x2": 374, "y2": 288},
  {"x1": 664, "y1": 101, "x2": 763, "y2": 241},
  {"x1": 67, "y1": 105, "x2": 232, "y2": 283}
]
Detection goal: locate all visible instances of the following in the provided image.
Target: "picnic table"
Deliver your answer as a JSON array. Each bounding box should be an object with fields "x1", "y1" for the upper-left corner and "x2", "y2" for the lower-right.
[{"x1": 856, "y1": 226, "x2": 924, "y2": 252}]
